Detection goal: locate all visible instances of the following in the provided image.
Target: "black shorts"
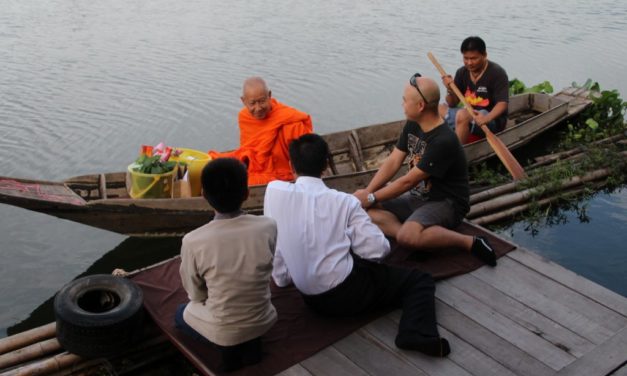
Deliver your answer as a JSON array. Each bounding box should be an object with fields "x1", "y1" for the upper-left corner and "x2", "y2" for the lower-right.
[{"x1": 380, "y1": 192, "x2": 462, "y2": 229}]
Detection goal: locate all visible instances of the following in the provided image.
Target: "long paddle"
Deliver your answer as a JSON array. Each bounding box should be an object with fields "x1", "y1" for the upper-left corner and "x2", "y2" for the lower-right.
[{"x1": 427, "y1": 52, "x2": 527, "y2": 180}]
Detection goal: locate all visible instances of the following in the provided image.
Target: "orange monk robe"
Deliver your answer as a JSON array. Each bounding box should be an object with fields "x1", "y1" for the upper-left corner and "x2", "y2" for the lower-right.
[{"x1": 208, "y1": 98, "x2": 313, "y2": 186}]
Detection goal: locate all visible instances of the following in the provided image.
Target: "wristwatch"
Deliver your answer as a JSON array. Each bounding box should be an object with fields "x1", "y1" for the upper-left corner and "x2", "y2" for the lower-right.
[{"x1": 367, "y1": 193, "x2": 377, "y2": 205}]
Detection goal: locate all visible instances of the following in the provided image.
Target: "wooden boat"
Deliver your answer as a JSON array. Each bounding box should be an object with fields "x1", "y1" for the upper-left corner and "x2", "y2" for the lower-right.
[{"x1": 0, "y1": 88, "x2": 591, "y2": 236}]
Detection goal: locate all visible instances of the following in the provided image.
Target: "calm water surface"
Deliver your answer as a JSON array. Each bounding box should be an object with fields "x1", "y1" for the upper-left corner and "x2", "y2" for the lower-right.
[{"x1": 1, "y1": 0, "x2": 626, "y2": 336}]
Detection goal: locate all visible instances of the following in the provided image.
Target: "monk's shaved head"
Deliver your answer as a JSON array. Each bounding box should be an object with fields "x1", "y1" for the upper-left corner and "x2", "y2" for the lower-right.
[
  {"x1": 241, "y1": 76, "x2": 273, "y2": 120},
  {"x1": 242, "y1": 77, "x2": 269, "y2": 96}
]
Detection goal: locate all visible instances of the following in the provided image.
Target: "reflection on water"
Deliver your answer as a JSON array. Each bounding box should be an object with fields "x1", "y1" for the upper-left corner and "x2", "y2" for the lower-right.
[
  {"x1": 1, "y1": 0, "x2": 626, "y2": 336},
  {"x1": 495, "y1": 190, "x2": 627, "y2": 298}
]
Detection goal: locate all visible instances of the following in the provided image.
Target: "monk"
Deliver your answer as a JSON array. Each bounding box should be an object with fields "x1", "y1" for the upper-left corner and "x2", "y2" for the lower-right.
[{"x1": 209, "y1": 77, "x2": 313, "y2": 186}]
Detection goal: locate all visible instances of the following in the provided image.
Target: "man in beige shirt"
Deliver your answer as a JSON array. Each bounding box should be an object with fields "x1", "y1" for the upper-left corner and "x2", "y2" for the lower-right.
[{"x1": 176, "y1": 158, "x2": 277, "y2": 372}]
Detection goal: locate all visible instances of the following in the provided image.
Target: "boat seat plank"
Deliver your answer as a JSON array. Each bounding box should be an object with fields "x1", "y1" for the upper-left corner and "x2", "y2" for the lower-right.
[
  {"x1": 104, "y1": 172, "x2": 127, "y2": 185},
  {"x1": 363, "y1": 316, "x2": 473, "y2": 376},
  {"x1": 554, "y1": 327, "x2": 627, "y2": 376},
  {"x1": 446, "y1": 273, "x2": 595, "y2": 358},
  {"x1": 436, "y1": 280, "x2": 576, "y2": 370},
  {"x1": 507, "y1": 93, "x2": 530, "y2": 113},
  {"x1": 300, "y1": 346, "x2": 369, "y2": 376},
  {"x1": 435, "y1": 300, "x2": 555, "y2": 376},
  {"x1": 104, "y1": 187, "x2": 129, "y2": 199},
  {"x1": 507, "y1": 248, "x2": 627, "y2": 317},
  {"x1": 326, "y1": 155, "x2": 339, "y2": 175},
  {"x1": 471, "y1": 257, "x2": 625, "y2": 344},
  {"x1": 348, "y1": 131, "x2": 365, "y2": 172},
  {"x1": 98, "y1": 174, "x2": 107, "y2": 200},
  {"x1": 332, "y1": 329, "x2": 428, "y2": 376},
  {"x1": 531, "y1": 93, "x2": 551, "y2": 112}
]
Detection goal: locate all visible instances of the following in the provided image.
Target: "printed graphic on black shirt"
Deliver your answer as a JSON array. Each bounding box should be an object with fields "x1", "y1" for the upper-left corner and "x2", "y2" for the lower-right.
[
  {"x1": 407, "y1": 134, "x2": 431, "y2": 198},
  {"x1": 464, "y1": 87, "x2": 490, "y2": 109}
]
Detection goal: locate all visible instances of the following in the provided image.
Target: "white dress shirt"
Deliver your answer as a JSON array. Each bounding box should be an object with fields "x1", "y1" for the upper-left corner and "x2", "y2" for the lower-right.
[{"x1": 264, "y1": 176, "x2": 390, "y2": 295}]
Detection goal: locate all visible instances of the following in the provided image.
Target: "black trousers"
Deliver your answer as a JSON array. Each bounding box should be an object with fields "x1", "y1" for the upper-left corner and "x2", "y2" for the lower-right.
[
  {"x1": 175, "y1": 303, "x2": 262, "y2": 372},
  {"x1": 302, "y1": 256, "x2": 439, "y2": 341}
]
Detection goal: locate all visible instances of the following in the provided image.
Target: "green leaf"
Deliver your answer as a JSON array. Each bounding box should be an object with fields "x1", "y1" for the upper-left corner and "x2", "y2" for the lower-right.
[
  {"x1": 585, "y1": 118, "x2": 599, "y2": 130},
  {"x1": 529, "y1": 81, "x2": 554, "y2": 94},
  {"x1": 509, "y1": 78, "x2": 527, "y2": 95}
]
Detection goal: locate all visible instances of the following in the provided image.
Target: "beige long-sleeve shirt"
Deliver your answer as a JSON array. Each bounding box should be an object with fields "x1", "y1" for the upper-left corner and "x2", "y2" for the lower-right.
[{"x1": 179, "y1": 214, "x2": 277, "y2": 346}]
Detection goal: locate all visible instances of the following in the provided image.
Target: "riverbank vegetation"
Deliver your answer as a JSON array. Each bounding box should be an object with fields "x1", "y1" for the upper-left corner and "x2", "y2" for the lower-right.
[{"x1": 470, "y1": 79, "x2": 627, "y2": 232}]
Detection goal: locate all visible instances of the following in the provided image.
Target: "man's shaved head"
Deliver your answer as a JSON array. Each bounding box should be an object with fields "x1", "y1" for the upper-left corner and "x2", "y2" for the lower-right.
[{"x1": 418, "y1": 77, "x2": 440, "y2": 111}]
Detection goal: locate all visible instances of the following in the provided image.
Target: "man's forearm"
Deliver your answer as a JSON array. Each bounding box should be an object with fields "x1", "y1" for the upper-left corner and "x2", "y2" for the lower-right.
[
  {"x1": 487, "y1": 102, "x2": 508, "y2": 123},
  {"x1": 366, "y1": 162, "x2": 399, "y2": 192},
  {"x1": 372, "y1": 176, "x2": 414, "y2": 202}
]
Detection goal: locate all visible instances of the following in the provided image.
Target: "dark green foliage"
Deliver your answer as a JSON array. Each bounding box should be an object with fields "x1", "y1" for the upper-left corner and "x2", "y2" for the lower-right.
[
  {"x1": 562, "y1": 80, "x2": 627, "y2": 148},
  {"x1": 509, "y1": 78, "x2": 554, "y2": 95}
]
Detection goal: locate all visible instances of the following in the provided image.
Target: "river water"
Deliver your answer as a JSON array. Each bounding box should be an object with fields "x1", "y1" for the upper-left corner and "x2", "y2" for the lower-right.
[{"x1": 1, "y1": 0, "x2": 626, "y2": 337}]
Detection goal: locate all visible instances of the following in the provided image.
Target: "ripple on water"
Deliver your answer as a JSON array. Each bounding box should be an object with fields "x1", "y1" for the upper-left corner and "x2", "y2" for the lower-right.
[{"x1": 1, "y1": 0, "x2": 626, "y2": 336}]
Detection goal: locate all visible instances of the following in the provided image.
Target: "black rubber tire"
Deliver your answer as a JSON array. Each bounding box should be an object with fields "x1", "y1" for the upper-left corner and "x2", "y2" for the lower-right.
[{"x1": 54, "y1": 274, "x2": 144, "y2": 358}]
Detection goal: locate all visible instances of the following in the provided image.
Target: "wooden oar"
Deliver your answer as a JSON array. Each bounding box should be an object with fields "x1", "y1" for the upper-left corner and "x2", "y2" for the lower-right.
[{"x1": 427, "y1": 52, "x2": 527, "y2": 180}]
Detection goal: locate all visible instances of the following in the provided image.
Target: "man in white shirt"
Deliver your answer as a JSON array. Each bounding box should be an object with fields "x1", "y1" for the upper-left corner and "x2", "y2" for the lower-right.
[{"x1": 264, "y1": 133, "x2": 450, "y2": 357}]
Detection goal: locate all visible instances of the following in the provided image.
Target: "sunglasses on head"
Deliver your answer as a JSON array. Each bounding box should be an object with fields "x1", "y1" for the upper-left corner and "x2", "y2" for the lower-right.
[{"x1": 409, "y1": 73, "x2": 429, "y2": 103}]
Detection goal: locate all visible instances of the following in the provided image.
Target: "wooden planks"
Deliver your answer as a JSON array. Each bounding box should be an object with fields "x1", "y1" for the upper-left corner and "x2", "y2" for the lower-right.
[
  {"x1": 363, "y1": 316, "x2": 472, "y2": 376},
  {"x1": 554, "y1": 327, "x2": 627, "y2": 376},
  {"x1": 436, "y1": 280, "x2": 576, "y2": 370},
  {"x1": 332, "y1": 329, "x2": 427, "y2": 376},
  {"x1": 445, "y1": 273, "x2": 595, "y2": 358},
  {"x1": 507, "y1": 247, "x2": 627, "y2": 317},
  {"x1": 300, "y1": 346, "x2": 368, "y2": 376},
  {"x1": 294, "y1": 246, "x2": 627, "y2": 376}
]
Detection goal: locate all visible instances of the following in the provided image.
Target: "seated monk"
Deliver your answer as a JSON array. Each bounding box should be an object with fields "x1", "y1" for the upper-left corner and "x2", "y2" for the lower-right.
[{"x1": 209, "y1": 77, "x2": 313, "y2": 186}]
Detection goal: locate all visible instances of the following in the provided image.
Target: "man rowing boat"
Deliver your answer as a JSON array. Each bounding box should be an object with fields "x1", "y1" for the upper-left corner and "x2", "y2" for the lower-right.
[{"x1": 439, "y1": 36, "x2": 509, "y2": 144}]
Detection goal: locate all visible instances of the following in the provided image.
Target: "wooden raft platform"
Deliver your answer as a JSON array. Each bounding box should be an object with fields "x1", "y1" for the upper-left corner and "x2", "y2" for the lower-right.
[{"x1": 277, "y1": 247, "x2": 627, "y2": 376}]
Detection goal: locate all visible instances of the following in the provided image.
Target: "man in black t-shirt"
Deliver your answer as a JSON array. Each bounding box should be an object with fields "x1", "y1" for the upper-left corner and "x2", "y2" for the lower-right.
[
  {"x1": 354, "y1": 74, "x2": 496, "y2": 266},
  {"x1": 440, "y1": 36, "x2": 509, "y2": 144}
]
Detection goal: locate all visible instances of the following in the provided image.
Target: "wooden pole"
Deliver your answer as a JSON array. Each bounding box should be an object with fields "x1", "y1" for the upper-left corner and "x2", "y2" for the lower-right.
[
  {"x1": 467, "y1": 167, "x2": 611, "y2": 218},
  {"x1": 0, "y1": 352, "x2": 82, "y2": 376},
  {"x1": 0, "y1": 339, "x2": 61, "y2": 370},
  {"x1": 471, "y1": 183, "x2": 604, "y2": 225},
  {"x1": 427, "y1": 52, "x2": 527, "y2": 180},
  {"x1": 470, "y1": 181, "x2": 520, "y2": 205},
  {"x1": 0, "y1": 323, "x2": 56, "y2": 356}
]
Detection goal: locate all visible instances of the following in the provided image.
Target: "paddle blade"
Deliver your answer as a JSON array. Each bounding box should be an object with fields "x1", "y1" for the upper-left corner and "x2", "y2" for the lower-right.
[{"x1": 483, "y1": 127, "x2": 527, "y2": 180}]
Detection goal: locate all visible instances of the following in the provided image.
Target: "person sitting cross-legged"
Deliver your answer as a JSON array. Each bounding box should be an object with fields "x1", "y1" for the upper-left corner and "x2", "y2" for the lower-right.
[
  {"x1": 264, "y1": 133, "x2": 451, "y2": 357},
  {"x1": 354, "y1": 74, "x2": 497, "y2": 266},
  {"x1": 175, "y1": 158, "x2": 277, "y2": 372}
]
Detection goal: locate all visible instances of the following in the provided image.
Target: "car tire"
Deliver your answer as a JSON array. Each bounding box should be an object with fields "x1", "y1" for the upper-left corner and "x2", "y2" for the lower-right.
[{"x1": 54, "y1": 274, "x2": 144, "y2": 358}]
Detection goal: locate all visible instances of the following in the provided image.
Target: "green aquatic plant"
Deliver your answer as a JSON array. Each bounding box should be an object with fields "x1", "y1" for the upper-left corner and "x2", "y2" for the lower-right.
[
  {"x1": 469, "y1": 163, "x2": 509, "y2": 186},
  {"x1": 509, "y1": 78, "x2": 554, "y2": 95},
  {"x1": 562, "y1": 80, "x2": 627, "y2": 149}
]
